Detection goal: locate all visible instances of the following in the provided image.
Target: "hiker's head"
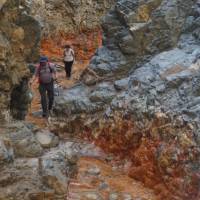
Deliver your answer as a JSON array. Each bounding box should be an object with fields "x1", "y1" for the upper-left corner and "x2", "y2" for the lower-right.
[
  {"x1": 39, "y1": 56, "x2": 48, "y2": 66},
  {"x1": 64, "y1": 44, "x2": 70, "y2": 49}
]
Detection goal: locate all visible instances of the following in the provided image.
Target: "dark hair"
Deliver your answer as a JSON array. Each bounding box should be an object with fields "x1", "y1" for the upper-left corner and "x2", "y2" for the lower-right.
[{"x1": 64, "y1": 45, "x2": 70, "y2": 49}]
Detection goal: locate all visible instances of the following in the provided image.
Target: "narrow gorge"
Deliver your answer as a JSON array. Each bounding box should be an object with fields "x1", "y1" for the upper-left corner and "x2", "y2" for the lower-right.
[{"x1": 0, "y1": 0, "x2": 200, "y2": 200}]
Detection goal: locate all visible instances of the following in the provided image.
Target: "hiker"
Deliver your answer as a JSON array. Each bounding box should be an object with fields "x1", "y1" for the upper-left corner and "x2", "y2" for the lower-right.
[
  {"x1": 63, "y1": 44, "x2": 75, "y2": 79},
  {"x1": 31, "y1": 56, "x2": 57, "y2": 117}
]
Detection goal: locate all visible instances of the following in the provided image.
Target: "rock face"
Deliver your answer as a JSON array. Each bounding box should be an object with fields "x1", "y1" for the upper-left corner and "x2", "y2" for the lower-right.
[
  {"x1": 53, "y1": 0, "x2": 200, "y2": 199},
  {"x1": 24, "y1": 0, "x2": 116, "y2": 60},
  {"x1": 27, "y1": 0, "x2": 115, "y2": 35},
  {"x1": 0, "y1": 0, "x2": 41, "y2": 121}
]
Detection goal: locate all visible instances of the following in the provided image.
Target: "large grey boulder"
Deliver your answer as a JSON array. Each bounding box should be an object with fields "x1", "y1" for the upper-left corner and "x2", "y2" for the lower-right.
[
  {"x1": 81, "y1": 0, "x2": 195, "y2": 78},
  {"x1": 89, "y1": 83, "x2": 116, "y2": 103}
]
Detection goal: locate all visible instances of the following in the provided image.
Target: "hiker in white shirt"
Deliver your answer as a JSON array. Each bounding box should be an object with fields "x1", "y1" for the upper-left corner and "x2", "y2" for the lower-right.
[{"x1": 63, "y1": 45, "x2": 75, "y2": 79}]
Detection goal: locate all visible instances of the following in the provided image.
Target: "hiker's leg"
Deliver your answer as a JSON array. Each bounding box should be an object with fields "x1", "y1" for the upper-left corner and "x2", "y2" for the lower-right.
[
  {"x1": 65, "y1": 62, "x2": 72, "y2": 78},
  {"x1": 64, "y1": 62, "x2": 69, "y2": 78},
  {"x1": 39, "y1": 84, "x2": 47, "y2": 115},
  {"x1": 47, "y1": 82, "x2": 54, "y2": 111},
  {"x1": 68, "y1": 61, "x2": 73, "y2": 78}
]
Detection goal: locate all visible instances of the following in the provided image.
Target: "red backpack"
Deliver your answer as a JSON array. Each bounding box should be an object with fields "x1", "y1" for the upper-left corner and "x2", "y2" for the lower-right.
[{"x1": 38, "y1": 62, "x2": 53, "y2": 84}]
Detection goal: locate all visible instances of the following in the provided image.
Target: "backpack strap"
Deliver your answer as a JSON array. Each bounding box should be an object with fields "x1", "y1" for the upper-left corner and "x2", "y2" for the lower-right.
[
  {"x1": 48, "y1": 62, "x2": 53, "y2": 73},
  {"x1": 38, "y1": 62, "x2": 53, "y2": 73}
]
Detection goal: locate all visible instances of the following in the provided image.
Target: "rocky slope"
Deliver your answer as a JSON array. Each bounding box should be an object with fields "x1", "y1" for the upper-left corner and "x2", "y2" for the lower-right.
[
  {"x1": 52, "y1": 0, "x2": 200, "y2": 199},
  {"x1": 25, "y1": 0, "x2": 116, "y2": 60}
]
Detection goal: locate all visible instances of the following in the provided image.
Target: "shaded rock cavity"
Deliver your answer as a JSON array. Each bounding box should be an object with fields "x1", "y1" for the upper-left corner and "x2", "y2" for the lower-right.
[{"x1": 10, "y1": 78, "x2": 32, "y2": 120}]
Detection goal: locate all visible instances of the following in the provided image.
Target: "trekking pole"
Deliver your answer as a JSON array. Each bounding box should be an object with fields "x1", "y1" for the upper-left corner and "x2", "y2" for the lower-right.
[{"x1": 54, "y1": 79, "x2": 60, "y2": 96}]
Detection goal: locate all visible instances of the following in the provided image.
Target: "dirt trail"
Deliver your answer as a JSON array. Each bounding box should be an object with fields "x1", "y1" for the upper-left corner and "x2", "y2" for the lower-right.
[
  {"x1": 26, "y1": 60, "x2": 89, "y2": 128},
  {"x1": 26, "y1": 62, "x2": 158, "y2": 200},
  {"x1": 68, "y1": 157, "x2": 157, "y2": 200}
]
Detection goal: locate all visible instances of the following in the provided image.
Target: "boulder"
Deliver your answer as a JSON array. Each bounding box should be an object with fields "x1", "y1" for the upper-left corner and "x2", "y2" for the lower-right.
[
  {"x1": 82, "y1": 192, "x2": 102, "y2": 200},
  {"x1": 41, "y1": 158, "x2": 68, "y2": 195},
  {"x1": 86, "y1": 166, "x2": 101, "y2": 176},
  {"x1": 114, "y1": 78, "x2": 130, "y2": 91},
  {"x1": 7, "y1": 123, "x2": 43, "y2": 158},
  {"x1": 0, "y1": 139, "x2": 14, "y2": 165},
  {"x1": 36, "y1": 130, "x2": 59, "y2": 148},
  {"x1": 109, "y1": 192, "x2": 119, "y2": 200},
  {"x1": 89, "y1": 83, "x2": 115, "y2": 103}
]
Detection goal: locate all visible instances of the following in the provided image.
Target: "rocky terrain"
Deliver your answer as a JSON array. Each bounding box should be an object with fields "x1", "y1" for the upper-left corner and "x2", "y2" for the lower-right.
[
  {"x1": 1, "y1": 0, "x2": 200, "y2": 199},
  {"x1": 0, "y1": 120, "x2": 103, "y2": 199},
  {"x1": 52, "y1": 0, "x2": 200, "y2": 199}
]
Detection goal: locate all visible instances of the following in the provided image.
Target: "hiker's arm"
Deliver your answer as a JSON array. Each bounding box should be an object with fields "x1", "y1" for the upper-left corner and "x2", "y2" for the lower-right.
[
  {"x1": 63, "y1": 50, "x2": 66, "y2": 61},
  {"x1": 71, "y1": 50, "x2": 75, "y2": 63},
  {"x1": 52, "y1": 65, "x2": 57, "y2": 80},
  {"x1": 30, "y1": 67, "x2": 39, "y2": 85},
  {"x1": 30, "y1": 75, "x2": 37, "y2": 85},
  {"x1": 53, "y1": 72, "x2": 57, "y2": 80}
]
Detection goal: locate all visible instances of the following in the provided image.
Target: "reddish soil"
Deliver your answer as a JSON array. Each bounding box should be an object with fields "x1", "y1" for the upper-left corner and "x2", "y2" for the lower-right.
[
  {"x1": 40, "y1": 28, "x2": 102, "y2": 62},
  {"x1": 68, "y1": 157, "x2": 157, "y2": 200}
]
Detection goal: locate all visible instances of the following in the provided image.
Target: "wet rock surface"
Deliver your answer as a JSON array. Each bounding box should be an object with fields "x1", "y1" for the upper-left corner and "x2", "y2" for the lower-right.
[{"x1": 53, "y1": 0, "x2": 200, "y2": 199}]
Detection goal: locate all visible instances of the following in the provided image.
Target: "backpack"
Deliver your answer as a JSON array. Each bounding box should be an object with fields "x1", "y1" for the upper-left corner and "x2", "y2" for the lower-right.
[{"x1": 38, "y1": 63, "x2": 53, "y2": 84}]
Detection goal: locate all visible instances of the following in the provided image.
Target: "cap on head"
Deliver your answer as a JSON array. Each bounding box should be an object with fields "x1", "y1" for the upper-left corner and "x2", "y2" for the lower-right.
[{"x1": 39, "y1": 56, "x2": 48, "y2": 63}]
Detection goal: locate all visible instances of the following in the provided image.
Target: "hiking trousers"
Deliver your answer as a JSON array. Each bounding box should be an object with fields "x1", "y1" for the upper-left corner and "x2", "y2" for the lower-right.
[
  {"x1": 39, "y1": 81, "x2": 54, "y2": 115},
  {"x1": 64, "y1": 61, "x2": 73, "y2": 78}
]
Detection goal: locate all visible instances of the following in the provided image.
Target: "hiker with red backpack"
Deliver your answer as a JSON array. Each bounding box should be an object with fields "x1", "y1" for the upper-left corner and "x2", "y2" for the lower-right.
[{"x1": 31, "y1": 56, "x2": 57, "y2": 117}]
